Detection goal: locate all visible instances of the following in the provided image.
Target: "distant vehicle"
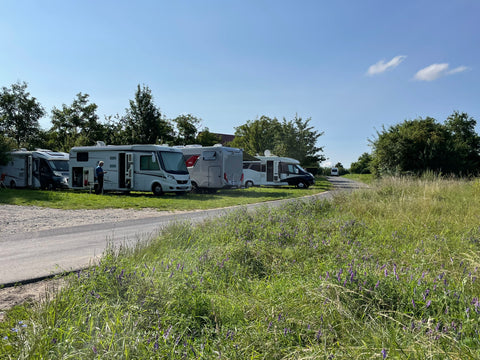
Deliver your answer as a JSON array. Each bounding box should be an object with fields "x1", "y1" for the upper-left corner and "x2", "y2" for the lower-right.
[
  {"x1": 177, "y1": 145, "x2": 243, "y2": 193},
  {"x1": 242, "y1": 152, "x2": 315, "y2": 188},
  {"x1": 68, "y1": 144, "x2": 191, "y2": 195},
  {"x1": 330, "y1": 167, "x2": 339, "y2": 176},
  {"x1": 0, "y1": 149, "x2": 69, "y2": 189}
]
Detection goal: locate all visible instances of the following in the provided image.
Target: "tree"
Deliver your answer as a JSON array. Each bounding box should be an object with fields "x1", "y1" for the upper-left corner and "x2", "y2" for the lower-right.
[
  {"x1": 230, "y1": 115, "x2": 324, "y2": 165},
  {"x1": 369, "y1": 113, "x2": 480, "y2": 176},
  {"x1": 0, "y1": 81, "x2": 45, "y2": 148},
  {"x1": 444, "y1": 111, "x2": 480, "y2": 174},
  {"x1": 50, "y1": 93, "x2": 103, "y2": 151},
  {"x1": 124, "y1": 84, "x2": 173, "y2": 144},
  {"x1": 173, "y1": 114, "x2": 201, "y2": 145},
  {"x1": 0, "y1": 134, "x2": 15, "y2": 165},
  {"x1": 350, "y1": 152, "x2": 372, "y2": 174},
  {"x1": 230, "y1": 116, "x2": 282, "y2": 156},
  {"x1": 196, "y1": 128, "x2": 220, "y2": 146}
]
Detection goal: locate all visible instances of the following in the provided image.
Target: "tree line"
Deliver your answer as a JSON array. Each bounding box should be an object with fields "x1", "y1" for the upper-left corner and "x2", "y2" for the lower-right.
[
  {"x1": 350, "y1": 111, "x2": 480, "y2": 177},
  {"x1": 0, "y1": 81, "x2": 325, "y2": 167}
]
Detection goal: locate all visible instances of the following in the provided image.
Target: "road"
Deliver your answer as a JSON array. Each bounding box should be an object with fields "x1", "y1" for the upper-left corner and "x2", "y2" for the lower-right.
[{"x1": 0, "y1": 177, "x2": 363, "y2": 286}]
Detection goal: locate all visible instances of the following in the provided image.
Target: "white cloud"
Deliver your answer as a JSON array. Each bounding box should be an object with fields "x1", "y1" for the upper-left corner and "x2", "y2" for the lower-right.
[
  {"x1": 448, "y1": 65, "x2": 469, "y2": 75},
  {"x1": 414, "y1": 63, "x2": 469, "y2": 81},
  {"x1": 367, "y1": 55, "x2": 407, "y2": 76}
]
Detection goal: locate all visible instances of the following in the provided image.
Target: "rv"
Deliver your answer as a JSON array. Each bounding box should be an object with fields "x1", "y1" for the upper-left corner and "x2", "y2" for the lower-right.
[
  {"x1": 0, "y1": 149, "x2": 69, "y2": 189},
  {"x1": 68, "y1": 144, "x2": 191, "y2": 195},
  {"x1": 242, "y1": 153, "x2": 315, "y2": 188},
  {"x1": 178, "y1": 145, "x2": 243, "y2": 193}
]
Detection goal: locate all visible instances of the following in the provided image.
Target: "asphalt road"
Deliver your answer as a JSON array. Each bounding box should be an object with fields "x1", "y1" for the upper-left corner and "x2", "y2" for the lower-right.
[{"x1": 0, "y1": 177, "x2": 363, "y2": 286}]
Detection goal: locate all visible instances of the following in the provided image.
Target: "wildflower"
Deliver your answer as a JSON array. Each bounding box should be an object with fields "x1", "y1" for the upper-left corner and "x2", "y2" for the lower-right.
[
  {"x1": 3, "y1": 336, "x2": 8, "y2": 340},
  {"x1": 412, "y1": 299, "x2": 416, "y2": 308},
  {"x1": 381, "y1": 348, "x2": 387, "y2": 359},
  {"x1": 426, "y1": 300, "x2": 431, "y2": 308}
]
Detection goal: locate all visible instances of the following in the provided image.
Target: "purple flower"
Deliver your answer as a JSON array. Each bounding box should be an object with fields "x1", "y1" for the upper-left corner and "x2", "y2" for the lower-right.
[
  {"x1": 426, "y1": 300, "x2": 431, "y2": 308},
  {"x1": 381, "y1": 348, "x2": 387, "y2": 359}
]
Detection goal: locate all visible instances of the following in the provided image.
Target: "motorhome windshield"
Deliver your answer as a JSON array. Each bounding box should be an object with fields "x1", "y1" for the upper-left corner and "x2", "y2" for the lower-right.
[
  {"x1": 49, "y1": 160, "x2": 69, "y2": 172},
  {"x1": 158, "y1": 151, "x2": 189, "y2": 174}
]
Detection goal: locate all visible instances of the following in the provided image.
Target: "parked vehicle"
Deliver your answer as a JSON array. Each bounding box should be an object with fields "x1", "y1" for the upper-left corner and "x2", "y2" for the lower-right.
[
  {"x1": 242, "y1": 152, "x2": 315, "y2": 188},
  {"x1": 177, "y1": 145, "x2": 243, "y2": 193},
  {"x1": 68, "y1": 144, "x2": 191, "y2": 195},
  {"x1": 330, "y1": 167, "x2": 339, "y2": 176},
  {"x1": 0, "y1": 149, "x2": 69, "y2": 189}
]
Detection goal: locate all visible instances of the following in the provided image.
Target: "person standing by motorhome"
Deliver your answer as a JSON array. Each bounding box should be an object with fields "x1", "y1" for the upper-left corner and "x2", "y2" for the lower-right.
[{"x1": 95, "y1": 161, "x2": 107, "y2": 194}]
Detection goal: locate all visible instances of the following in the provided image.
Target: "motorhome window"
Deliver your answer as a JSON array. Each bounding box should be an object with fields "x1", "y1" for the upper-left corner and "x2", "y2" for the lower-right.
[
  {"x1": 203, "y1": 151, "x2": 216, "y2": 161},
  {"x1": 243, "y1": 163, "x2": 250, "y2": 169},
  {"x1": 158, "y1": 151, "x2": 189, "y2": 174},
  {"x1": 49, "y1": 160, "x2": 69, "y2": 172},
  {"x1": 77, "y1": 152, "x2": 89, "y2": 162},
  {"x1": 250, "y1": 163, "x2": 261, "y2": 172},
  {"x1": 287, "y1": 164, "x2": 299, "y2": 174},
  {"x1": 140, "y1": 155, "x2": 160, "y2": 170}
]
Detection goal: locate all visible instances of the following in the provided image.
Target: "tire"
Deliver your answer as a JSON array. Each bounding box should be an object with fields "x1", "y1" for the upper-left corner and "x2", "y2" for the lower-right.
[
  {"x1": 245, "y1": 180, "x2": 254, "y2": 188},
  {"x1": 190, "y1": 182, "x2": 199, "y2": 193},
  {"x1": 297, "y1": 181, "x2": 309, "y2": 189},
  {"x1": 152, "y1": 183, "x2": 163, "y2": 196}
]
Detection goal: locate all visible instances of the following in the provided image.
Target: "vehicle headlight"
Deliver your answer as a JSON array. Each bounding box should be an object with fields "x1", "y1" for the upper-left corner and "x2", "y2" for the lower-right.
[{"x1": 54, "y1": 171, "x2": 63, "y2": 177}]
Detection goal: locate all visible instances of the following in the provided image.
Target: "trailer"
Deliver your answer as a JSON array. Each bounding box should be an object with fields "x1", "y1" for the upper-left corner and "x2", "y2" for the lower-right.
[
  {"x1": 68, "y1": 144, "x2": 191, "y2": 195},
  {"x1": 242, "y1": 153, "x2": 315, "y2": 188},
  {"x1": 177, "y1": 145, "x2": 243, "y2": 193},
  {"x1": 0, "y1": 149, "x2": 69, "y2": 189}
]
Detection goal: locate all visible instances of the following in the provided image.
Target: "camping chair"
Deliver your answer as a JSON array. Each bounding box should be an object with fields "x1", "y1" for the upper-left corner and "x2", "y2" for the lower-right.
[{"x1": 0, "y1": 173, "x2": 6, "y2": 188}]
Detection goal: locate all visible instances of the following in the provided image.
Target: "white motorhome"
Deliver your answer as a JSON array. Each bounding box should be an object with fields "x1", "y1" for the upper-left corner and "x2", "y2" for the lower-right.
[
  {"x1": 177, "y1": 145, "x2": 243, "y2": 193},
  {"x1": 68, "y1": 144, "x2": 191, "y2": 195},
  {"x1": 242, "y1": 152, "x2": 315, "y2": 188},
  {"x1": 0, "y1": 149, "x2": 69, "y2": 189}
]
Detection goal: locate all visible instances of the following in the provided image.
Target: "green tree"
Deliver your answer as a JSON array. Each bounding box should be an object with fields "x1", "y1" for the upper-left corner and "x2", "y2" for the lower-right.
[
  {"x1": 0, "y1": 134, "x2": 14, "y2": 165},
  {"x1": 0, "y1": 81, "x2": 45, "y2": 148},
  {"x1": 231, "y1": 115, "x2": 324, "y2": 165},
  {"x1": 444, "y1": 111, "x2": 480, "y2": 174},
  {"x1": 230, "y1": 116, "x2": 281, "y2": 156},
  {"x1": 173, "y1": 114, "x2": 201, "y2": 145},
  {"x1": 350, "y1": 152, "x2": 372, "y2": 174},
  {"x1": 124, "y1": 84, "x2": 173, "y2": 144},
  {"x1": 370, "y1": 117, "x2": 456, "y2": 176},
  {"x1": 196, "y1": 128, "x2": 220, "y2": 146},
  {"x1": 50, "y1": 93, "x2": 104, "y2": 152}
]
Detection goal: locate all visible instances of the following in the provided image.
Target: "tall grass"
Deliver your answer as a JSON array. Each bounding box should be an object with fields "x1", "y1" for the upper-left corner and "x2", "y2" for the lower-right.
[{"x1": 2, "y1": 177, "x2": 480, "y2": 359}]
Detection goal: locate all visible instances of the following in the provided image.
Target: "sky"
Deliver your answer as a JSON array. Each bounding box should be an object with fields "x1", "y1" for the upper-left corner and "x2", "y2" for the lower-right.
[{"x1": 1, "y1": 1, "x2": 479, "y2": 167}]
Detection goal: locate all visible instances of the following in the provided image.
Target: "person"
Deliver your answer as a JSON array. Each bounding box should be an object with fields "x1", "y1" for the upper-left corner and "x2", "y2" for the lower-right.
[{"x1": 95, "y1": 161, "x2": 107, "y2": 194}]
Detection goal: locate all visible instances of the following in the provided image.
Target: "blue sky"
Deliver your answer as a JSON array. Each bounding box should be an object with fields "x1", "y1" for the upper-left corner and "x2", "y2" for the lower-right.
[{"x1": 1, "y1": 1, "x2": 479, "y2": 167}]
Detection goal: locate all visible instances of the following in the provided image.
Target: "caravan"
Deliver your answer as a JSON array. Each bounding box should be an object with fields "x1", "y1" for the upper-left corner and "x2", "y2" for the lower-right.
[
  {"x1": 178, "y1": 145, "x2": 243, "y2": 193},
  {"x1": 242, "y1": 152, "x2": 315, "y2": 188},
  {"x1": 0, "y1": 149, "x2": 69, "y2": 189},
  {"x1": 69, "y1": 144, "x2": 191, "y2": 195}
]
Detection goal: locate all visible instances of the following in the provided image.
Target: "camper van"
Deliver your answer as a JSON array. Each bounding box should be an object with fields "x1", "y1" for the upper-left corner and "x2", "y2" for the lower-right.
[
  {"x1": 0, "y1": 149, "x2": 69, "y2": 189},
  {"x1": 242, "y1": 153, "x2": 315, "y2": 188},
  {"x1": 69, "y1": 144, "x2": 191, "y2": 195},
  {"x1": 178, "y1": 145, "x2": 243, "y2": 192}
]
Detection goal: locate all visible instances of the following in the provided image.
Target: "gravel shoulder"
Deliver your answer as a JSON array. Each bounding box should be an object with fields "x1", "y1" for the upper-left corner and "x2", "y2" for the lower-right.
[{"x1": 0, "y1": 204, "x2": 175, "y2": 321}]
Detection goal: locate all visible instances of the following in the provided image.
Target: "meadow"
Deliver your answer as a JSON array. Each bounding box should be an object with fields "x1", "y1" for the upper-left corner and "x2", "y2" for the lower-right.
[
  {"x1": 2, "y1": 176, "x2": 480, "y2": 359},
  {"x1": 0, "y1": 179, "x2": 329, "y2": 211}
]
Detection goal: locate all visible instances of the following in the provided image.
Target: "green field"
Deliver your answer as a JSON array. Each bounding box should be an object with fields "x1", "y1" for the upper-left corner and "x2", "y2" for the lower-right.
[
  {"x1": 2, "y1": 176, "x2": 480, "y2": 358},
  {"x1": 0, "y1": 178, "x2": 330, "y2": 211}
]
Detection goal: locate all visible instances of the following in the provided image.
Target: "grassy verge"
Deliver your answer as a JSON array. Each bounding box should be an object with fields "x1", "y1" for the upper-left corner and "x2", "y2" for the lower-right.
[
  {"x1": 0, "y1": 178, "x2": 330, "y2": 210},
  {"x1": 342, "y1": 173, "x2": 375, "y2": 184},
  {"x1": 2, "y1": 176, "x2": 480, "y2": 358}
]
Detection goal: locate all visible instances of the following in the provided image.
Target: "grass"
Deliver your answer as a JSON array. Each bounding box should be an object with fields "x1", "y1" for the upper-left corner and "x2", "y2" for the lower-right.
[
  {"x1": 0, "y1": 177, "x2": 330, "y2": 210},
  {"x1": 2, "y1": 176, "x2": 480, "y2": 358},
  {"x1": 342, "y1": 173, "x2": 375, "y2": 184}
]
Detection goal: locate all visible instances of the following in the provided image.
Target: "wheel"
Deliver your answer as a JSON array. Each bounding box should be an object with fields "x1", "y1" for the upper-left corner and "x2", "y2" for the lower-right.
[
  {"x1": 245, "y1": 180, "x2": 254, "y2": 188},
  {"x1": 190, "y1": 182, "x2": 199, "y2": 193},
  {"x1": 297, "y1": 181, "x2": 309, "y2": 189},
  {"x1": 152, "y1": 183, "x2": 163, "y2": 196}
]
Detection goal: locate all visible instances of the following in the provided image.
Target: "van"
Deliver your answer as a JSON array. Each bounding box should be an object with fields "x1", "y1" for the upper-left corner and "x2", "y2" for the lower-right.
[{"x1": 330, "y1": 167, "x2": 339, "y2": 176}]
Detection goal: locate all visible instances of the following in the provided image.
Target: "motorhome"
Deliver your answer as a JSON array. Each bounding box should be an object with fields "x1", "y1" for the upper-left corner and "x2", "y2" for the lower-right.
[
  {"x1": 68, "y1": 144, "x2": 191, "y2": 195},
  {"x1": 0, "y1": 149, "x2": 69, "y2": 189},
  {"x1": 177, "y1": 145, "x2": 243, "y2": 193},
  {"x1": 242, "y1": 152, "x2": 315, "y2": 188}
]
